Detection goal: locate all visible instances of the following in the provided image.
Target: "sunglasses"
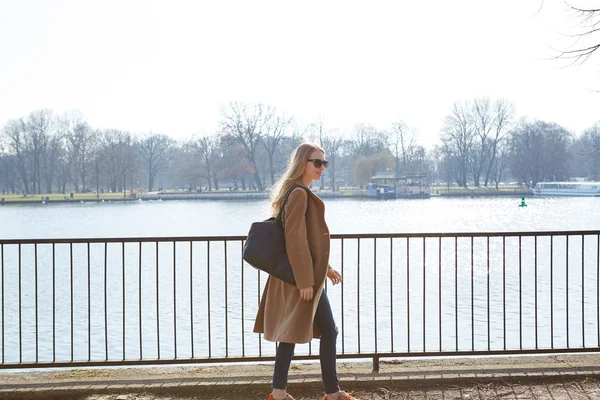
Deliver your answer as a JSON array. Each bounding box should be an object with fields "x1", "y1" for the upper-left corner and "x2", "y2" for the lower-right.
[{"x1": 307, "y1": 159, "x2": 329, "y2": 168}]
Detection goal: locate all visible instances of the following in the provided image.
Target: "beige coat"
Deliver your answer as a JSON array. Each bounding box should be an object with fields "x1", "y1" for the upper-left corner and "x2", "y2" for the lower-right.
[{"x1": 253, "y1": 185, "x2": 330, "y2": 343}]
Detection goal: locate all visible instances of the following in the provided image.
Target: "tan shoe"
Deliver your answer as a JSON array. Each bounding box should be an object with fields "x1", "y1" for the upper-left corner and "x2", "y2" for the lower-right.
[
  {"x1": 323, "y1": 392, "x2": 357, "y2": 400},
  {"x1": 269, "y1": 394, "x2": 295, "y2": 400}
]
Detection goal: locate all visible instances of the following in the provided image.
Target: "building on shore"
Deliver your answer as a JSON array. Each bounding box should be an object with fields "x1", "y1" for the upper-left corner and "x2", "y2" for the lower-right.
[{"x1": 367, "y1": 172, "x2": 431, "y2": 199}]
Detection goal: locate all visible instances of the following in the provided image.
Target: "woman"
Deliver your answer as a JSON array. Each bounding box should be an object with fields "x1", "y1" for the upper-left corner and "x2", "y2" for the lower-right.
[{"x1": 253, "y1": 143, "x2": 358, "y2": 400}]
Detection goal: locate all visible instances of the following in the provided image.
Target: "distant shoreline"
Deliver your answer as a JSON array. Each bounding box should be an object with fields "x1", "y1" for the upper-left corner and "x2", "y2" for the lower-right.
[{"x1": 0, "y1": 190, "x2": 534, "y2": 205}]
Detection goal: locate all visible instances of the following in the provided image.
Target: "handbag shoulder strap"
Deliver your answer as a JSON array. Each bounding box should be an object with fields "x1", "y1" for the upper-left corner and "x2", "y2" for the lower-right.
[{"x1": 276, "y1": 185, "x2": 309, "y2": 225}]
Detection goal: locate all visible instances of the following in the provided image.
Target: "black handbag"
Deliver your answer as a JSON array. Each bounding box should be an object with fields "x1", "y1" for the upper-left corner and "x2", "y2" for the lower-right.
[{"x1": 242, "y1": 185, "x2": 309, "y2": 285}]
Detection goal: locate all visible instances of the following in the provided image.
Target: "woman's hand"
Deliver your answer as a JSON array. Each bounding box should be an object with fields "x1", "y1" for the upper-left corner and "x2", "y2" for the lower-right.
[
  {"x1": 299, "y1": 287, "x2": 313, "y2": 302},
  {"x1": 327, "y1": 268, "x2": 342, "y2": 285}
]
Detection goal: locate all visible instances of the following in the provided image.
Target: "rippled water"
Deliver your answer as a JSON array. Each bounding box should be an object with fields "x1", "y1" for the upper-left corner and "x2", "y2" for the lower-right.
[{"x1": 1, "y1": 196, "x2": 600, "y2": 239}]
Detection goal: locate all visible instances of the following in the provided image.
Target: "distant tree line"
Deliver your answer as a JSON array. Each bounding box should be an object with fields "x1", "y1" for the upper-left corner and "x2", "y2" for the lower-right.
[{"x1": 0, "y1": 99, "x2": 599, "y2": 195}]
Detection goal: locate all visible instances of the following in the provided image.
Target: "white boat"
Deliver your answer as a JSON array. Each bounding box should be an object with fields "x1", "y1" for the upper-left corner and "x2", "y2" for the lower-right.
[{"x1": 533, "y1": 181, "x2": 600, "y2": 197}]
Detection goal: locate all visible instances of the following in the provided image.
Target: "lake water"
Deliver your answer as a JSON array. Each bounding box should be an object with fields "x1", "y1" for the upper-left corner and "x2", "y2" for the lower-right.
[
  {"x1": 2, "y1": 196, "x2": 600, "y2": 239},
  {"x1": 0, "y1": 197, "x2": 599, "y2": 365}
]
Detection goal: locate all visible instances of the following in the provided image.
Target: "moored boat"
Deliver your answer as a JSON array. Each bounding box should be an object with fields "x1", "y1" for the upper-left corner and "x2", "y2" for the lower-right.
[{"x1": 533, "y1": 181, "x2": 600, "y2": 197}]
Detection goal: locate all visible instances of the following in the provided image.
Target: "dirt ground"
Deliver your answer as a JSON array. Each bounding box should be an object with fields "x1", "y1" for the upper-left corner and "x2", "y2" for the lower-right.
[{"x1": 76, "y1": 378, "x2": 600, "y2": 400}]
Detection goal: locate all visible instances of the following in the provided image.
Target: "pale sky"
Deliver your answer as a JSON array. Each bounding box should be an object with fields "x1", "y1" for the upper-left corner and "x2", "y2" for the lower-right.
[{"x1": 1, "y1": 0, "x2": 599, "y2": 149}]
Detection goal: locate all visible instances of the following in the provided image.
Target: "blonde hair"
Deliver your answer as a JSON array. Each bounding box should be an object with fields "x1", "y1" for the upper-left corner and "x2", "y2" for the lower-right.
[{"x1": 270, "y1": 142, "x2": 324, "y2": 216}]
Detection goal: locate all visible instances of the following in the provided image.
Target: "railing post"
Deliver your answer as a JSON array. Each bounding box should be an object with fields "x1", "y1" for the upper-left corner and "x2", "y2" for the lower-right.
[{"x1": 372, "y1": 356, "x2": 379, "y2": 373}]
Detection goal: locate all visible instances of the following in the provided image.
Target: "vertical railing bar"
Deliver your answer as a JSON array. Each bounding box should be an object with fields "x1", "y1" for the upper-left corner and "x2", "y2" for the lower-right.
[
  {"x1": 471, "y1": 236, "x2": 474, "y2": 352},
  {"x1": 390, "y1": 237, "x2": 394, "y2": 353},
  {"x1": 357, "y1": 238, "x2": 361, "y2": 354},
  {"x1": 122, "y1": 242, "x2": 126, "y2": 361},
  {"x1": 138, "y1": 242, "x2": 143, "y2": 360},
  {"x1": 597, "y1": 234, "x2": 599, "y2": 347},
  {"x1": 1, "y1": 243, "x2": 4, "y2": 364},
  {"x1": 87, "y1": 242, "x2": 91, "y2": 362},
  {"x1": 70, "y1": 242, "x2": 74, "y2": 362},
  {"x1": 535, "y1": 236, "x2": 538, "y2": 350},
  {"x1": 438, "y1": 237, "x2": 442, "y2": 353},
  {"x1": 53, "y1": 243, "x2": 56, "y2": 362},
  {"x1": 190, "y1": 241, "x2": 195, "y2": 358},
  {"x1": 519, "y1": 235, "x2": 522, "y2": 350},
  {"x1": 566, "y1": 235, "x2": 569, "y2": 349},
  {"x1": 240, "y1": 240, "x2": 244, "y2": 358},
  {"x1": 35, "y1": 243, "x2": 39, "y2": 363},
  {"x1": 422, "y1": 237, "x2": 426, "y2": 353},
  {"x1": 454, "y1": 236, "x2": 458, "y2": 352},
  {"x1": 502, "y1": 236, "x2": 506, "y2": 351},
  {"x1": 582, "y1": 234, "x2": 585, "y2": 348},
  {"x1": 224, "y1": 241, "x2": 228, "y2": 358},
  {"x1": 173, "y1": 241, "x2": 177, "y2": 359},
  {"x1": 52, "y1": 243, "x2": 56, "y2": 362},
  {"x1": 18, "y1": 243, "x2": 22, "y2": 363},
  {"x1": 487, "y1": 236, "x2": 490, "y2": 352},
  {"x1": 257, "y1": 267, "x2": 261, "y2": 357},
  {"x1": 156, "y1": 241, "x2": 160, "y2": 359},
  {"x1": 208, "y1": 241, "x2": 212, "y2": 358},
  {"x1": 104, "y1": 242, "x2": 108, "y2": 361},
  {"x1": 407, "y1": 237, "x2": 410, "y2": 353},
  {"x1": 50, "y1": 243, "x2": 56, "y2": 362},
  {"x1": 373, "y1": 238, "x2": 377, "y2": 354},
  {"x1": 341, "y1": 238, "x2": 345, "y2": 354},
  {"x1": 550, "y1": 235, "x2": 554, "y2": 349}
]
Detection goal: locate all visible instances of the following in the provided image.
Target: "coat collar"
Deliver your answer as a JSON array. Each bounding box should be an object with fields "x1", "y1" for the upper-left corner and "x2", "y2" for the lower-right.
[{"x1": 294, "y1": 183, "x2": 325, "y2": 212}]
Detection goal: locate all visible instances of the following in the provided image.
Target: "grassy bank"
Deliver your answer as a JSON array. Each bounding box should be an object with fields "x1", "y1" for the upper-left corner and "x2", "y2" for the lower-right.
[
  {"x1": 0, "y1": 186, "x2": 532, "y2": 204},
  {"x1": 1, "y1": 192, "x2": 131, "y2": 202}
]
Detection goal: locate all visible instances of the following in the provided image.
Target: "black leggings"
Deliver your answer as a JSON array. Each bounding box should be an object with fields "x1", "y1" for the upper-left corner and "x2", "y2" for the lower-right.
[{"x1": 272, "y1": 290, "x2": 339, "y2": 393}]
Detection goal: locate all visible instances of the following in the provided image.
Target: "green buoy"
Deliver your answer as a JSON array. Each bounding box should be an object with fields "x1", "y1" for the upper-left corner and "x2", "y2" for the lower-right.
[{"x1": 519, "y1": 196, "x2": 527, "y2": 207}]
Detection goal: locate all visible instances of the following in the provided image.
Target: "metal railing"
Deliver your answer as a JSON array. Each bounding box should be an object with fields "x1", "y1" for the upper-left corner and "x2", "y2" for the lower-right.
[{"x1": 0, "y1": 230, "x2": 599, "y2": 369}]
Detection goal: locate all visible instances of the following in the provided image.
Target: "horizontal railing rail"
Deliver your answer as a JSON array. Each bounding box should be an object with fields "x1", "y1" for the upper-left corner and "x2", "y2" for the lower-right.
[
  {"x1": 0, "y1": 229, "x2": 599, "y2": 369},
  {"x1": 2, "y1": 229, "x2": 600, "y2": 244}
]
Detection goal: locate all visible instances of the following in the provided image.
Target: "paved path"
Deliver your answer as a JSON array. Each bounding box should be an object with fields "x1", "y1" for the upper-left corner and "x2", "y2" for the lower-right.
[
  {"x1": 75, "y1": 379, "x2": 600, "y2": 399},
  {"x1": 1, "y1": 354, "x2": 600, "y2": 399}
]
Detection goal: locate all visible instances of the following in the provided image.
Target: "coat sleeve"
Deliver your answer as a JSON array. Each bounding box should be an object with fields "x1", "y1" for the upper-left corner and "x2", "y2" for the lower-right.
[{"x1": 284, "y1": 188, "x2": 314, "y2": 289}]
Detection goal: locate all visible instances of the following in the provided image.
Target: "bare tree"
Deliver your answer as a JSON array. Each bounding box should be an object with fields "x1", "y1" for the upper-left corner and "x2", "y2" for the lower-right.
[
  {"x1": 262, "y1": 111, "x2": 292, "y2": 186},
  {"x1": 116, "y1": 133, "x2": 137, "y2": 196},
  {"x1": 470, "y1": 98, "x2": 494, "y2": 187},
  {"x1": 350, "y1": 123, "x2": 388, "y2": 158},
  {"x1": 484, "y1": 99, "x2": 514, "y2": 185},
  {"x1": 491, "y1": 138, "x2": 510, "y2": 189},
  {"x1": 288, "y1": 121, "x2": 306, "y2": 150},
  {"x1": 40, "y1": 132, "x2": 64, "y2": 193},
  {"x1": 64, "y1": 114, "x2": 93, "y2": 193},
  {"x1": 306, "y1": 114, "x2": 326, "y2": 145},
  {"x1": 3, "y1": 119, "x2": 29, "y2": 193},
  {"x1": 24, "y1": 110, "x2": 54, "y2": 194},
  {"x1": 89, "y1": 135, "x2": 104, "y2": 195},
  {"x1": 583, "y1": 122, "x2": 600, "y2": 153},
  {"x1": 220, "y1": 101, "x2": 271, "y2": 190},
  {"x1": 137, "y1": 133, "x2": 174, "y2": 191},
  {"x1": 99, "y1": 129, "x2": 134, "y2": 194},
  {"x1": 221, "y1": 143, "x2": 254, "y2": 190},
  {"x1": 306, "y1": 115, "x2": 331, "y2": 189},
  {"x1": 509, "y1": 119, "x2": 572, "y2": 187},
  {"x1": 441, "y1": 101, "x2": 475, "y2": 188},
  {"x1": 572, "y1": 122, "x2": 600, "y2": 179},
  {"x1": 390, "y1": 120, "x2": 416, "y2": 179},
  {"x1": 321, "y1": 129, "x2": 346, "y2": 191},
  {"x1": 0, "y1": 138, "x2": 8, "y2": 194},
  {"x1": 0, "y1": 153, "x2": 17, "y2": 194},
  {"x1": 188, "y1": 134, "x2": 222, "y2": 191},
  {"x1": 549, "y1": 2, "x2": 600, "y2": 65}
]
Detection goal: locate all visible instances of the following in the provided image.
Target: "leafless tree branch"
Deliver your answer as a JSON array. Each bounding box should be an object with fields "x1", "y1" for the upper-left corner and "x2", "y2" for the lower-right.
[{"x1": 546, "y1": 2, "x2": 600, "y2": 65}]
